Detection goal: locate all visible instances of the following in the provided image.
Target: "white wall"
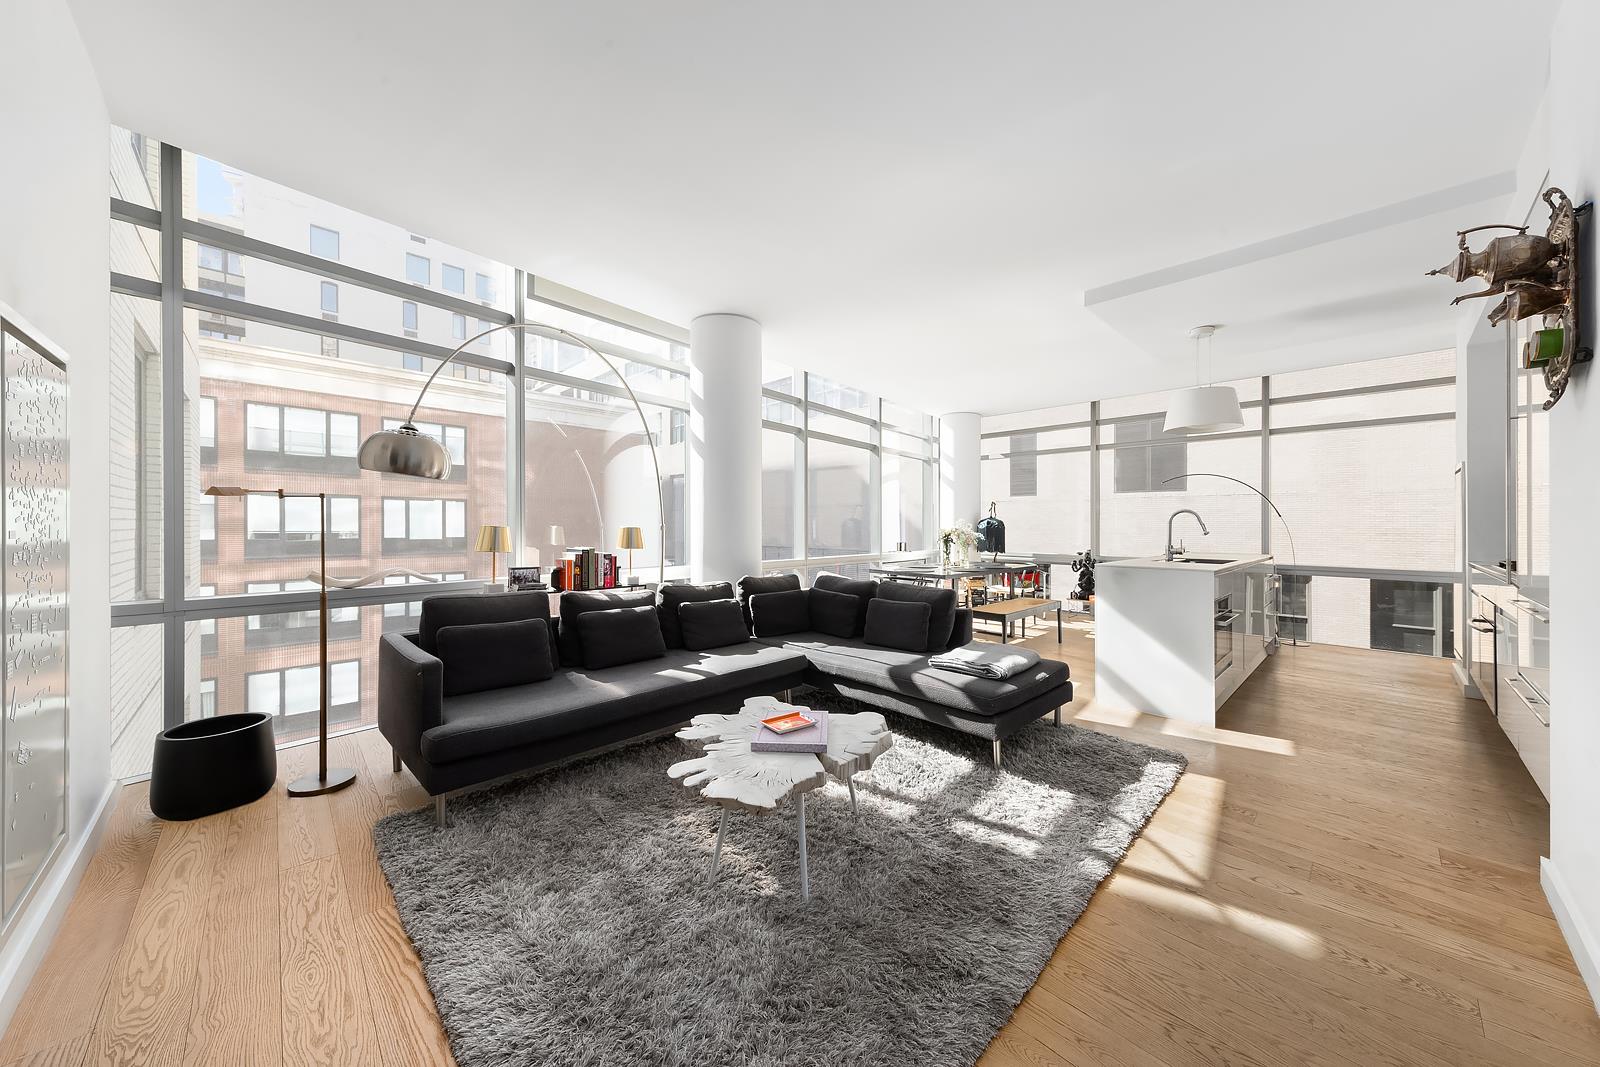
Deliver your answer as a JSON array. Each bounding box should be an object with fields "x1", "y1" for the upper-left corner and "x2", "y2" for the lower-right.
[
  {"x1": 1543, "y1": 0, "x2": 1600, "y2": 1013},
  {"x1": 0, "y1": 0, "x2": 113, "y2": 1026}
]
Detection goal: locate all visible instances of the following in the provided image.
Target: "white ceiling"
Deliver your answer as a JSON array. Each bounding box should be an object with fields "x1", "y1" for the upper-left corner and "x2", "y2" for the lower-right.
[{"x1": 68, "y1": 0, "x2": 1557, "y2": 415}]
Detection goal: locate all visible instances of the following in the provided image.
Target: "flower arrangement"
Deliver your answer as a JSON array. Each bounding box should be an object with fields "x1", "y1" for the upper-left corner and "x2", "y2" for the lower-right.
[{"x1": 939, "y1": 523, "x2": 980, "y2": 568}]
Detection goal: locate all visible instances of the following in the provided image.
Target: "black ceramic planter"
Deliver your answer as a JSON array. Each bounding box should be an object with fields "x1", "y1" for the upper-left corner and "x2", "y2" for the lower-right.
[{"x1": 150, "y1": 712, "x2": 277, "y2": 821}]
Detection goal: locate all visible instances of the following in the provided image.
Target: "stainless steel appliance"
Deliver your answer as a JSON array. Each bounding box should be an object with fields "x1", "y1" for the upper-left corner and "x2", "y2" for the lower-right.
[
  {"x1": 1469, "y1": 594, "x2": 1497, "y2": 715},
  {"x1": 1214, "y1": 593, "x2": 1236, "y2": 678}
]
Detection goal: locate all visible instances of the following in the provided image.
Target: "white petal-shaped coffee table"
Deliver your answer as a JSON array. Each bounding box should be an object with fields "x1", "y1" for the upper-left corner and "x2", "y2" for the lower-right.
[{"x1": 669, "y1": 696, "x2": 893, "y2": 900}]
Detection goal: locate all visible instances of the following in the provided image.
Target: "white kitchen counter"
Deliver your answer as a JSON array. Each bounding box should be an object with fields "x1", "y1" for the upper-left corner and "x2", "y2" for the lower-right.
[
  {"x1": 1094, "y1": 554, "x2": 1275, "y2": 726},
  {"x1": 1098, "y1": 553, "x2": 1273, "y2": 574}
]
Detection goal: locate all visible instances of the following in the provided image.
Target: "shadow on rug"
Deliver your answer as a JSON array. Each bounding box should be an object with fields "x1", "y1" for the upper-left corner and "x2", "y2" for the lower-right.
[{"x1": 373, "y1": 699, "x2": 1186, "y2": 1067}]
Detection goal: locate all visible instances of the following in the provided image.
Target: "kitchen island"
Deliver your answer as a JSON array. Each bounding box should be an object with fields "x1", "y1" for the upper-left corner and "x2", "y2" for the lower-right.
[{"x1": 1094, "y1": 554, "x2": 1275, "y2": 726}]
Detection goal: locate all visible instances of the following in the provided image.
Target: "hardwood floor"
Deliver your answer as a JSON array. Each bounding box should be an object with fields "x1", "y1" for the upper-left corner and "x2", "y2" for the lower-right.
[{"x1": 5, "y1": 624, "x2": 1596, "y2": 1066}]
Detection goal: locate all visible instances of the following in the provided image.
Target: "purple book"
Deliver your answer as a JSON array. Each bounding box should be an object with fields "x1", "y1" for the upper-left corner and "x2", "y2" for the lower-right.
[{"x1": 750, "y1": 708, "x2": 830, "y2": 753}]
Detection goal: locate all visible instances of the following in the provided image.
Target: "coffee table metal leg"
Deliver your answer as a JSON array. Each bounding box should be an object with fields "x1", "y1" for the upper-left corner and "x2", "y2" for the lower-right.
[
  {"x1": 709, "y1": 808, "x2": 727, "y2": 884},
  {"x1": 797, "y1": 794, "x2": 810, "y2": 900},
  {"x1": 847, "y1": 776, "x2": 859, "y2": 817}
]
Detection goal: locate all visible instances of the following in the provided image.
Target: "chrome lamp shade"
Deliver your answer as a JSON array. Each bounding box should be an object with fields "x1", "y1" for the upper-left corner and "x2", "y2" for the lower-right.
[
  {"x1": 357, "y1": 424, "x2": 451, "y2": 479},
  {"x1": 1163, "y1": 385, "x2": 1244, "y2": 435}
]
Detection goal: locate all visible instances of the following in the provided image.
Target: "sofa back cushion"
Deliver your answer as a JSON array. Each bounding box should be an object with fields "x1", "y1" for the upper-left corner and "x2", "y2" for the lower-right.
[
  {"x1": 658, "y1": 581, "x2": 737, "y2": 648},
  {"x1": 558, "y1": 587, "x2": 656, "y2": 664},
  {"x1": 435, "y1": 618, "x2": 556, "y2": 696},
  {"x1": 678, "y1": 599, "x2": 751, "y2": 651},
  {"x1": 419, "y1": 590, "x2": 550, "y2": 655},
  {"x1": 750, "y1": 588, "x2": 811, "y2": 638},
  {"x1": 875, "y1": 581, "x2": 957, "y2": 651},
  {"x1": 808, "y1": 587, "x2": 861, "y2": 639},
  {"x1": 575, "y1": 605, "x2": 668, "y2": 670},
  {"x1": 738, "y1": 573, "x2": 800, "y2": 627},
  {"x1": 811, "y1": 573, "x2": 876, "y2": 635},
  {"x1": 863, "y1": 598, "x2": 932, "y2": 653}
]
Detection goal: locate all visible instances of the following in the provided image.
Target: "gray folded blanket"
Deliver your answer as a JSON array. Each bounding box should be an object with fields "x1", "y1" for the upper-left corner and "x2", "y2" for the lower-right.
[{"x1": 928, "y1": 642, "x2": 1041, "y2": 680}]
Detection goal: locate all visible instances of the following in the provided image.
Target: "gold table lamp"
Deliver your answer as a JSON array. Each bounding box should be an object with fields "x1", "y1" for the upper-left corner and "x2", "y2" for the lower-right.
[
  {"x1": 617, "y1": 526, "x2": 644, "y2": 586},
  {"x1": 475, "y1": 524, "x2": 512, "y2": 585}
]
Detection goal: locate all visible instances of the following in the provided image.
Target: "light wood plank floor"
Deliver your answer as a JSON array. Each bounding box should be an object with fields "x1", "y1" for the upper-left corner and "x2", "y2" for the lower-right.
[{"x1": 5, "y1": 623, "x2": 1597, "y2": 1066}]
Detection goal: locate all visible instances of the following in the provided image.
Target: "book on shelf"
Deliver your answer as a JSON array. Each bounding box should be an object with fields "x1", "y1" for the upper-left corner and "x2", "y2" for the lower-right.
[{"x1": 554, "y1": 548, "x2": 622, "y2": 591}]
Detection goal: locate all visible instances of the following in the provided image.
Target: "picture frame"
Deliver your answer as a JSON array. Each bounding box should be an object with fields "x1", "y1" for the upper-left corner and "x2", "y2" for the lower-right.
[{"x1": 506, "y1": 565, "x2": 544, "y2": 591}]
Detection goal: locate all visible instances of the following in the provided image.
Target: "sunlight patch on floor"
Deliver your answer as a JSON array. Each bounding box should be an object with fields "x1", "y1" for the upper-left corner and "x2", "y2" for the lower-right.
[
  {"x1": 1108, "y1": 872, "x2": 1325, "y2": 960},
  {"x1": 1072, "y1": 702, "x2": 1297, "y2": 756}
]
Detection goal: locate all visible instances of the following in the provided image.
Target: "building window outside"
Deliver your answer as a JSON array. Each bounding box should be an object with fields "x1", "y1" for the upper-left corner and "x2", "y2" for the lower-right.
[
  {"x1": 244, "y1": 494, "x2": 361, "y2": 556},
  {"x1": 199, "y1": 678, "x2": 216, "y2": 718},
  {"x1": 247, "y1": 660, "x2": 360, "y2": 721},
  {"x1": 1009, "y1": 432, "x2": 1037, "y2": 497},
  {"x1": 475, "y1": 272, "x2": 495, "y2": 302},
  {"x1": 382, "y1": 571, "x2": 466, "y2": 631},
  {"x1": 244, "y1": 580, "x2": 360, "y2": 647},
  {"x1": 245, "y1": 403, "x2": 359, "y2": 462},
  {"x1": 452, "y1": 313, "x2": 466, "y2": 341},
  {"x1": 442, "y1": 264, "x2": 465, "y2": 294},
  {"x1": 382, "y1": 497, "x2": 467, "y2": 549},
  {"x1": 198, "y1": 395, "x2": 217, "y2": 453},
  {"x1": 1112, "y1": 416, "x2": 1187, "y2": 493},
  {"x1": 319, "y1": 280, "x2": 338, "y2": 314},
  {"x1": 402, "y1": 300, "x2": 419, "y2": 336},
  {"x1": 309, "y1": 225, "x2": 340, "y2": 260},
  {"x1": 406, "y1": 253, "x2": 430, "y2": 285}
]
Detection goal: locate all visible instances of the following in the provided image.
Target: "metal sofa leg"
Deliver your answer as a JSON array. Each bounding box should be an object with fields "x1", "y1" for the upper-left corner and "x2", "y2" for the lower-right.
[
  {"x1": 392, "y1": 748, "x2": 402, "y2": 773},
  {"x1": 992, "y1": 740, "x2": 1002, "y2": 768},
  {"x1": 1054, "y1": 706, "x2": 1062, "y2": 727},
  {"x1": 434, "y1": 796, "x2": 446, "y2": 827}
]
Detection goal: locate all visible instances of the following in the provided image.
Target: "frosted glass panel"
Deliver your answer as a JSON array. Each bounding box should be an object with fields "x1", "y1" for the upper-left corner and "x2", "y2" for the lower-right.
[{"x1": 2, "y1": 323, "x2": 70, "y2": 919}]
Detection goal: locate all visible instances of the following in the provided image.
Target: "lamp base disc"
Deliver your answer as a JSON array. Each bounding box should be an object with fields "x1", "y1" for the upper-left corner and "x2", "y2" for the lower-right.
[{"x1": 287, "y1": 767, "x2": 358, "y2": 797}]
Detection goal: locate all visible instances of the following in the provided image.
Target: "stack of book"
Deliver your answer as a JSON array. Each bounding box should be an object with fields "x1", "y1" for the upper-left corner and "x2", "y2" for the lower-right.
[
  {"x1": 750, "y1": 708, "x2": 829, "y2": 753},
  {"x1": 554, "y1": 548, "x2": 619, "y2": 591}
]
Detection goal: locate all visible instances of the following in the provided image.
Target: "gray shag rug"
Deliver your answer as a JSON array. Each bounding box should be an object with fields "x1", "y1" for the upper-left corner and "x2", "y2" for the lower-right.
[{"x1": 373, "y1": 697, "x2": 1186, "y2": 1067}]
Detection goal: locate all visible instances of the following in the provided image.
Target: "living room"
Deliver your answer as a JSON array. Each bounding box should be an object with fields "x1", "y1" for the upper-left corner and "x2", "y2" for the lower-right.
[{"x1": 3, "y1": 1, "x2": 1600, "y2": 1064}]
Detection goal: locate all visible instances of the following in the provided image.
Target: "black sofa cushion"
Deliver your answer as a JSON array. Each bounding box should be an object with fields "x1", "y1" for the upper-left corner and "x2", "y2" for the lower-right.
[
  {"x1": 738, "y1": 573, "x2": 800, "y2": 627},
  {"x1": 679, "y1": 599, "x2": 750, "y2": 651},
  {"x1": 418, "y1": 590, "x2": 550, "y2": 655},
  {"x1": 658, "y1": 582, "x2": 736, "y2": 648},
  {"x1": 809, "y1": 587, "x2": 863, "y2": 639},
  {"x1": 420, "y1": 644, "x2": 810, "y2": 764},
  {"x1": 435, "y1": 618, "x2": 555, "y2": 696},
  {"x1": 751, "y1": 588, "x2": 811, "y2": 637},
  {"x1": 863, "y1": 598, "x2": 931, "y2": 652},
  {"x1": 759, "y1": 631, "x2": 1070, "y2": 717},
  {"x1": 575, "y1": 605, "x2": 667, "y2": 670},
  {"x1": 558, "y1": 587, "x2": 655, "y2": 664},
  {"x1": 875, "y1": 581, "x2": 958, "y2": 651},
  {"x1": 811, "y1": 573, "x2": 876, "y2": 635}
]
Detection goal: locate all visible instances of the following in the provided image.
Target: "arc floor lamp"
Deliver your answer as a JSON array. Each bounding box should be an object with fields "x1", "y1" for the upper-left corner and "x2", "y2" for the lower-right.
[{"x1": 358, "y1": 321, "x2": 668, "y2": 586}]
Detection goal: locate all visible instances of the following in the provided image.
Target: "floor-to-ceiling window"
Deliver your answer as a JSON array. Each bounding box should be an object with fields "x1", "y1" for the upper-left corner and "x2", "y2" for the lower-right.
[
  {"x1": 980, "y1": 352, "x2": 1457, "y2": 656},
  {"x1": 761, "y1": 363, "x2": 937, "y2": 581},
  {"x1": 107, "y1": 129, "x2": 691, "y2": 778}
]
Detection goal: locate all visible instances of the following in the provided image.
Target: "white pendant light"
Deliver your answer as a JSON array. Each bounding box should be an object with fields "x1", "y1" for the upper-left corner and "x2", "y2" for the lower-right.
[{"x1": 1164, "y1": 324, "x2": 1243, "y2": 434}]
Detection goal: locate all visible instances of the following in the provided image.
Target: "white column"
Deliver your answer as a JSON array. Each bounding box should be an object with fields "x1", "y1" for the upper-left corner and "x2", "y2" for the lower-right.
[
  {"x1": 938, "y1": 411, "x2": 981, "y2": 533},
  {"x1": 689, "y1": 314, "x2": 763, "y2": 582}
]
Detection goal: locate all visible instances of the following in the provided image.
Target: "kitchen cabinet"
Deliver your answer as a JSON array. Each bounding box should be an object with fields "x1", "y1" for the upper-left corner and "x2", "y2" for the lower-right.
[{"x1": 1479, "y1": 586, "x2": 1550, "y2": 800}]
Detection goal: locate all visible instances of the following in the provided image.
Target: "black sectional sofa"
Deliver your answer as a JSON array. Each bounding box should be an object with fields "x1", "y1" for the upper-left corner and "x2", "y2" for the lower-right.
[{"x1": 379, "y1": 573, "x2": 1071, "y2": 822}]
